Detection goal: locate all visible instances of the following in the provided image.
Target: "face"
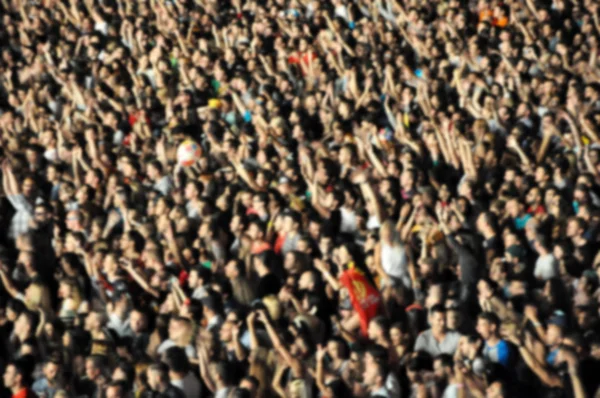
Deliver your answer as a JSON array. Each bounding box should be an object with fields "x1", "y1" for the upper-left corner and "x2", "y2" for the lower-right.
[
  {"x1": 486, "y1": 381, "x2": 505, "y2": 398},
  {"x1": 219, "y1": 321, "x2": 233, "y2": 343},
  {"x1": 129, "y1": 311, "x2": 146, "y2": 333},
  {"x1": 85, "y1": 312, "x2": 98, "y2": 331},
  {"x1": 362, "y1": 362, "x2": 379, "y2": 387},
  {"x1": 476, "y1": 318, "x2": 492, "y2": 340},
  {"x1": 367, "y1": 321, "x2": 381, "y2": 341},
  {"x1": 2, "y1": 365, "x2": 17, "y2": 389},
  {"x1": 85, "y1": 359, "x2": 99, "y2": 381},
  {"x1": 44, "y1": 363, "x2": 59, "y2": 382},
  {"x1": 546, "y1": 324, "x2": 563, "y2": 346},
  {"x1": 430, "y1": 311, "x2": 446, "y2": 334},
  {"x1": 106, "y1": 386, "x2": 123, "y2": 398},
  {"x1": 390, "y1": 327, "x2": 403, "y2": 345},
  {"x1": 22, "y1": 178, "x2": 35, "y2": 197}
]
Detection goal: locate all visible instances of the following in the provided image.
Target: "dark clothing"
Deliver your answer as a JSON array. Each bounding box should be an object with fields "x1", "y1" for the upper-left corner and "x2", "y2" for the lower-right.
[
  {"x1": 446, "y1": 234, "x2": 480, "y2": 285},
  {"x1": 140, "y1": 385, "x2": 185, "y2": 398},
  {"x1": 256, "y1": 273, "x2": 281, "y2": 299}
]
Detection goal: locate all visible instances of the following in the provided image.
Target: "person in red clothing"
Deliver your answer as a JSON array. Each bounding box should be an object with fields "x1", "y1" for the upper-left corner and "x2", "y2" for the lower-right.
[{"x1": 3, "y1": 357, "x2": 37, "y2": 398}]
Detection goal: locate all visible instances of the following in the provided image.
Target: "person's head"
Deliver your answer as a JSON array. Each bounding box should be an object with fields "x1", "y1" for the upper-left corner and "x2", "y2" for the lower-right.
[
  {"x1": 476, "y1": 212, "x2": 497, "y2": 235},
  {"x1": 105, "y1": 381, "x2": 126, "y2": 398},
  {"x1": 184, "y1": 181, "x2": 202, "y2": 201},
  {"x1": 326, "y1": 337, "x2": 348, "y2": 360},
  {"x1": 163, "y1": 346, "x2": 190, "y2": 376},
  {"x1": 3, "y1": 358, "x2": 32, "y2": 391},
  {"x1": 224, "y1": 259, "x2": 245, "y2": 280},
  {"x1": 368, "y1": 316, "x2": 389, "y2": 342},
  {"x1": 34, "y1": 203, "x2": 51, "y2": 225},
  {"x1": 147, "y1": 363, "x2": 170, "y2": 391},
  {"x1": 486, "y1": 380, "x2": 508, "y2": 398},
  {"x1": 21, "y1": 176, "x2": 36, "y2": 198},
  {"x1": 120, "y1": 230, "x2": 146, "y2": 254},
  {"x1": 546, "y1": 319, "x2": 565, "y2": 347},
  {"x1": 476, "y1": 312, "x2": 501, "y2": 340},
  {"x1": 24, "y1": 282, "x2": 51, "y2": 312},
  {"x1": 14, "y1": 310, "x2": 38, "y2": 340},
  {"x1": 446, "y1": 306, "x2": 464, "y2": 332},
  {"x1": 42, "y1": 359, "x2": 61, "y2": 383},
  {"x1": 429, "y1": 304, "x2": 447, "y2": 335},
  {"x1": 566, "y1": 216, "x2": 586, "y2": 239},
  {"x1": 298, "y1": 270, "x2": 318, "y2": 291},
  {"x1": 390, "y1": 322, "x2": 407, "y2": 346},
  {"x1": 85, "y1": 311, "x2": 108, "y2": 332},
  {"x1": 66, "y1": 210, "x2": 83, "y2": 231},
  {"x1": 112, "y1": 361, "x2": 135, "y2": 391},
  {"x1": 147, "y1": 160, "x2": 164, "y2": 181},
  {"x1": 247, "y1": 219, "x2": 265, "y2": 241},
  {"x1": 129, "y1": 308, "x2": 148, "y2": 334},
  {"x1": 188, "y1": 265, "x2": 212, "y2": 288},
  {"x1": 168, "y1": 316, "x2": 192, "y2": 343},
  {"x1": 6, "y1": 299, "x2": 26, "y2": 322},
  {"x1": 283, "y1": 211, "x2": 301, "y2": 234},
  {"x1": 239, "y1": 376, "x2": 259, "y2": 398},
  {"x1": 362, "y1": 360, "x2": 387, "y2": 390},
  {"x1": 85, "y1": 355, "x2": 106, "y2": 382},
  {"x1": 433, "y1": 354, "x2": 453, "y2": 381}
]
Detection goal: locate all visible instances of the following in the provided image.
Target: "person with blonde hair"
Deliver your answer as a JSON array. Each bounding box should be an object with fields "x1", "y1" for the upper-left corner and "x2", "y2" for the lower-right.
[
  {"x1": 58, "y1": 277, "x2": 85, "y2": 324},
  {"x1": 0, "y1": 267, "x2": 52, "y2": 315}
]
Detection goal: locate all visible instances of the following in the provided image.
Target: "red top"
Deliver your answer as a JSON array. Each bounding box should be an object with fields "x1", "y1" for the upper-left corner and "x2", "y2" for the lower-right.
[
  {"x1": 12, "y1": 388, "x2": 37, "y2": 398},
  {"x1": 274, "y1": 233, "x2": 286, "y2": 255}
]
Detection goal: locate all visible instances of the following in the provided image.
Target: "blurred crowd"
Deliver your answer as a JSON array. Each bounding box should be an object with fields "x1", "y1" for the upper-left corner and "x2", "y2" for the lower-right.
[{"x1": 2, "y1": 0, "x2": 600, "y2": 397}]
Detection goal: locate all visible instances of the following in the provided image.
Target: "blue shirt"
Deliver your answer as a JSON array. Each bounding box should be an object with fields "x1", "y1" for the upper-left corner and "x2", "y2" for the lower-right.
[
  {"x1": 514, "y1": 214, "x2": 532, "y2": 231},
  {"x1": 483, "y1": 339, "x2": 511, "y2": 367}
]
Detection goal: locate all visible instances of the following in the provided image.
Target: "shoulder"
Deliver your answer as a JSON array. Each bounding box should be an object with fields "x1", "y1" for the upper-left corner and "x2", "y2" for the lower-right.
[{"x1": 416, "y1": 329, "x2": 432, "y2": 341}]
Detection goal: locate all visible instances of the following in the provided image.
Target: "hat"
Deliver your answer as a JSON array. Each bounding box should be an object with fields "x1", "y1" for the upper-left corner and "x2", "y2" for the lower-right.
[{"x1": 208, "y1": 99, "x2": 221, "y2": 109}]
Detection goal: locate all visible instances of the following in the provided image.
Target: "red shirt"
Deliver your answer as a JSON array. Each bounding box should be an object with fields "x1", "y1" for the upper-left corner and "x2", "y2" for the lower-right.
[
  {"x1": 274, "y1": 233, "x2": 286, "y2": 255},
  {"x1": 12, "y1": 388, "x2": 37, "y2": 398}
]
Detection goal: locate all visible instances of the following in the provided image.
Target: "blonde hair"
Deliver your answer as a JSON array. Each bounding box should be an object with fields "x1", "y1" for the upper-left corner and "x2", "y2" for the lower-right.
[
  {"x1": 61, "y1": 278, "x2": 83, "y2": 309},
  {"x1": 25, "y1": 282, "x2": 52, "y2": 313}
]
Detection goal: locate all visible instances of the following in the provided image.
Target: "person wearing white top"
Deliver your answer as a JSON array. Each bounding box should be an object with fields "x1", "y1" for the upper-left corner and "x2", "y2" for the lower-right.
[{"x1": 375, "y1": 221, "x2": 411, "y2": 288}]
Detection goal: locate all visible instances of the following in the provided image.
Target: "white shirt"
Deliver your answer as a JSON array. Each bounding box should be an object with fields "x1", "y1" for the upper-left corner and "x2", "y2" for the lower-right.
[
  {"x1": 171, "y1": 372, "x2": 201, "y2": 398},
  {"x1": 534, "y1": 253, "x2": 558, "y2": 280}
]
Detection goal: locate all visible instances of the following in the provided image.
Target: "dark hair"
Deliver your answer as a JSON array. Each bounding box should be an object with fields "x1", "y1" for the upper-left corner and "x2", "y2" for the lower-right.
[
  {"x1": 127, "y1": 230, "x2": 146, "y2": 253},
  {"x1": 434, "y1": 353, "x2": 454, "y2": 368},
  {"x1": 7, "y1": 355, "x2": 35, "y2": 387},
  {"x1": 240, "y1": 375, "x2": 259, "y2": 390},
  {"x1": 478, "y1": 311, "x2": 501, "y2": 328},
  {"x1": 148, "y1": 362, "x2": 170, "y2": 383},
  {"x1": 106, "y1": 381, "x2": 126, "y2": 397},
  {"x1": 7, "y1": 298, "x2": 26, "y2": 316},
  {"x1": 366, "y1": 344, "x2": 388, "y2": 363},
  {"x1": 163, "y1": 346, "x2": 190, "y2": 374},
  {"x1": 430, "y1": 304, "x2": 446, "y2": 316}
]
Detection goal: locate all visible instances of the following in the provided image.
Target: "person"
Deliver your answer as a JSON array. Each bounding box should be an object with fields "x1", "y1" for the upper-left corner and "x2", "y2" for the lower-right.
[
  {"x1": 0, "y1": 0, "x2": 600, "y2": 396},
  {"x1": 2, "y1": 357, "x2": 37, "y2": 398},
  {"x1": 414, "y1": 304, "x2": 461, "y2": 357},
  {"x1": 31, "y1": 358, "x2": 63, "y2": 398},
  {"x1": 144, "y1": 363, "x2": 185, "y2": 398},
  {"x1": 476, "y1": 312, "x2": 511, "y2": 368},
  {"x1": 105, "y1": 381, "x2": 127, "y2": 398},
  {"x1": 162, "y1": 346, "x2": 201, "y2": 398}
]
